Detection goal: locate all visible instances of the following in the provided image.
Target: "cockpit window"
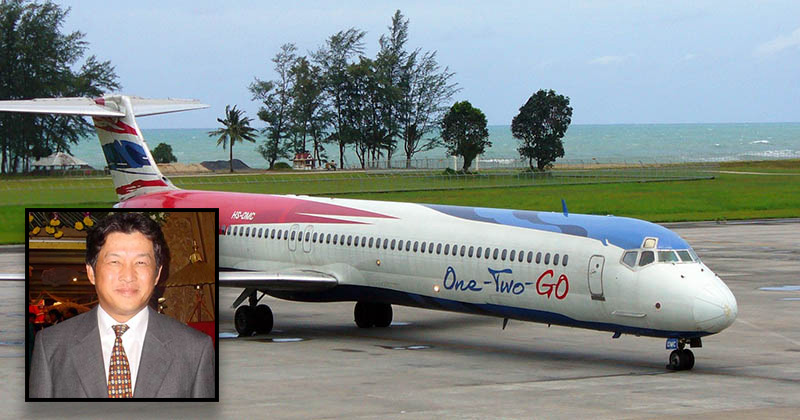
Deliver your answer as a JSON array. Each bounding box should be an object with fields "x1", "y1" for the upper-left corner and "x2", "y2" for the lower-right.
[
  {"x1": 639, "y1": 251, "x2": 655, "y2": 266},
  {"x1": 622, "y1": 251, "x2": 638, "y2": 268},
  {"x1": 677, "y1": 250, "x2": 693, "y2": 262},
  {"x1": 658, "y1": 250, "x2": 680, "y2": 263}
]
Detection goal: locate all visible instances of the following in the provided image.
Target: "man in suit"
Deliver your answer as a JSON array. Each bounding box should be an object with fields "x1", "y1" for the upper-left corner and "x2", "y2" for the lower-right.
[{"x1": 29, "y1": 212, "x2": 215, "y2": 399}]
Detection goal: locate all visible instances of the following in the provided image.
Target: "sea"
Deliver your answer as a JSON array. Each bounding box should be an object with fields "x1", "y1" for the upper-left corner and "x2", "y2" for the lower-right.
[{"x1": 69, "y1": 123, "x2": 800, "y2": 170}]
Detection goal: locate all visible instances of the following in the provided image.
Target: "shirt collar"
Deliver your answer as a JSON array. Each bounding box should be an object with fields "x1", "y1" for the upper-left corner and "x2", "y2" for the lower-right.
[{"x1": 97, "y1": 304, "x2": 149, "y2": 334}]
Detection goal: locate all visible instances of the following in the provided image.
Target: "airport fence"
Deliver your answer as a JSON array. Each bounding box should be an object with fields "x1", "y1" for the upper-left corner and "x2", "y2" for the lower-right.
[{"x1": 0, "y1": 159, "x2": 718, "y2": 206}]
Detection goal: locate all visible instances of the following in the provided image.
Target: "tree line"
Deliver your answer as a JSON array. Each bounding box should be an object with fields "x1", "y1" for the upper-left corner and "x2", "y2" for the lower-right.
[
  {"x1": 217, "y1": 10, "x2": 573, "y2": 173},
  {"x1": 0, "y1": 0, "x2": 119, "y2": 174},
  {"x1": 240, "y1": 10, "x2": 460, "y2": 170}
]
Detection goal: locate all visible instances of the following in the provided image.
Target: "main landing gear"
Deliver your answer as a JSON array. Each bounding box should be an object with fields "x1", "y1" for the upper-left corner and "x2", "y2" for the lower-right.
[
  {"x1": 354, "y1": 301, "x2": 392, "y2": 328},
  {"x1": 234, "y1": 290, "x2": 273, "y2": 336},
  {"x1": 666, "y1": 337, "x2": 701, "y2": 371}
]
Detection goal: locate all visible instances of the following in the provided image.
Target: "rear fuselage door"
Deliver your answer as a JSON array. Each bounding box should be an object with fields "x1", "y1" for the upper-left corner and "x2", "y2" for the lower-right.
[{"x1": 588, "y1": 255, "x2": 605, "y2": 301}]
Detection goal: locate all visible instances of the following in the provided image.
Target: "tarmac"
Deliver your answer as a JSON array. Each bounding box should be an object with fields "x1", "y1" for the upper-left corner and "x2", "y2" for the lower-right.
[{"x1": 1, "y1": 220, "x2": 798, "y2": 419}]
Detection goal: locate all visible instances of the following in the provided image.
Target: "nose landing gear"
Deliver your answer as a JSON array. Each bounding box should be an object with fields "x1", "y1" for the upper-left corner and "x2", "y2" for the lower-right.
[{"x1": 666, "y1": 337, "x2": 701, "y2": 371}]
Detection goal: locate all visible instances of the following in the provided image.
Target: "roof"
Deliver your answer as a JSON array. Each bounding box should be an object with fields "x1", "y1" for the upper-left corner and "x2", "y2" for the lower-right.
[{"x1": 32, "y1": 152, "x2": 91, "y2": 168}]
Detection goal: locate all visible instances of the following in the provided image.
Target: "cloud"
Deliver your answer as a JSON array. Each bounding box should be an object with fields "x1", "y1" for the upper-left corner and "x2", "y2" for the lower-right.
[
  {"x1": 588, "y1": 55, "x2": 629, "y2": 65},
  {"x1": 754, "y1": 27, "x2": 800, "y2": 57},
  {"x1": 680, "y1": 53, "x2": 697, "y2": 62}
]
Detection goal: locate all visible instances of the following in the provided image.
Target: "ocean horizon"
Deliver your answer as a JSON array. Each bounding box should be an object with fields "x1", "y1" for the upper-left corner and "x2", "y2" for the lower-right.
[{"x1": 68, "y1": 122, "x2": 800, "y2": 170}]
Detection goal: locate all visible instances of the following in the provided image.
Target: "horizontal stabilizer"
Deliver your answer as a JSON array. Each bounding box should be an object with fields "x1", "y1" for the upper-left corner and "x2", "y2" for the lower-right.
[
  {"x1": 0, "y1": 96, "x2": 208, "y2": 117},
  {"x1": 219, "y1": 269, "x2": 339, "y2": 291}
]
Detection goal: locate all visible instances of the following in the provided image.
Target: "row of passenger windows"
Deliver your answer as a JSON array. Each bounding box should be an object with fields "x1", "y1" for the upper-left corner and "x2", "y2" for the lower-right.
[{"x1": 221, "y1": 224, "x2": 569, "y2": 267}]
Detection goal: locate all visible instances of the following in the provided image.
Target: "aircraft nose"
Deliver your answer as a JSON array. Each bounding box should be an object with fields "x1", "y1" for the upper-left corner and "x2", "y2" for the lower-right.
[{"x1": 693, "y1": 286, "x2": 737, "y2": 333}]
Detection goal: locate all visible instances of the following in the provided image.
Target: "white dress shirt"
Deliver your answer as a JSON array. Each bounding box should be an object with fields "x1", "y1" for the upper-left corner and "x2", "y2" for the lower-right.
[{"x1": 97, "y1": 305, "x2": 149, "y2": 395}]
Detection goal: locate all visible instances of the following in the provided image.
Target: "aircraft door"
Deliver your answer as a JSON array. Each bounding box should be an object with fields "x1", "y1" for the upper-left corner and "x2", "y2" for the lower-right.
[
  {"x1": 588, "y1": 255, "x2": 605, "y2": 301},
  {"x1": 302, "y1": 225, "x2": 313, "y2": 253},
  {"x1": 288, "y1": 224, "x2": 299, "y2": 252}
]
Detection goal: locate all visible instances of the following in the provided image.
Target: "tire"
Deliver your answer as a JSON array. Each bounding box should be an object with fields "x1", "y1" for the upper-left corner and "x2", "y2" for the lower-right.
[
  {"x1": 681, "y1": 349, "x2": 695, "y2": 370},
  {"x1": 255, "y1": 304, "x2": 274, "y2": 334},
  {"x1": 235, "y1": 305, "x2": 256, "y2": 336},
  {"x1": 373, "y1": 303, "x2": 393, "y2": 328},
  {"x1": 354, "y1": 302, "x2": 374, "y2": 328},
  {"x1": 667, "y1": 350, "x2": 682, "y2": 371}
]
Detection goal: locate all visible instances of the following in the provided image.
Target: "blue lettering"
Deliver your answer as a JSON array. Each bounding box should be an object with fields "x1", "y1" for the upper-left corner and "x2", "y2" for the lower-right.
[
  {"x1": 488, "y1": 268, "x2": 524, "y2": 295},
  {"x1": 443, "y1": 266, "x2": 482, "y2": 292}
]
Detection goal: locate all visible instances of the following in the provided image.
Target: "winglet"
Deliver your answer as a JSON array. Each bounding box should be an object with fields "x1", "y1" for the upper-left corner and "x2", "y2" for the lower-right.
[{"x1": 561, "y1": 199, "x2": 569, "y2": 217}]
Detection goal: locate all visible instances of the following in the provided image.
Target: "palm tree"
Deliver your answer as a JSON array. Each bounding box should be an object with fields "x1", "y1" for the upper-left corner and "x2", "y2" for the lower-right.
[{"x1": 208, "y1": 105, "x2": 258, "y2": 173}]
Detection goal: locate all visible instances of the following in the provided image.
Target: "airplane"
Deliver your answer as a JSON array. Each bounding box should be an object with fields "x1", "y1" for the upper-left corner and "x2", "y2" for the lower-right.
[{"x1": 0, "y1": 95, "x2": 738, "y2": 371}]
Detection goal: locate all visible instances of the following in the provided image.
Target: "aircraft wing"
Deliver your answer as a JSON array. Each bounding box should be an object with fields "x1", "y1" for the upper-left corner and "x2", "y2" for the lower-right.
[{"x1": 219, "y1": 269, "x2": 338, "y2": 291}]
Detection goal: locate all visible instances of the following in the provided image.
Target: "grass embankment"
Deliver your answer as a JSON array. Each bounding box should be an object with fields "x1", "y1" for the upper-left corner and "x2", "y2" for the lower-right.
[{"x1": 2, "y1": 160, "x2": 798, "y2": 244}]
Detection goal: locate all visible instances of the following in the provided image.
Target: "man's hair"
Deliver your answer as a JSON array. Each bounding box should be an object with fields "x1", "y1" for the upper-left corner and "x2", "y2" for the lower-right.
[
  {"x1": 48, "y1": 308, "x2": 63, "y2": 321},
  {"x1": 85, "y1": 212, "x2": 169, "y2": 270}
]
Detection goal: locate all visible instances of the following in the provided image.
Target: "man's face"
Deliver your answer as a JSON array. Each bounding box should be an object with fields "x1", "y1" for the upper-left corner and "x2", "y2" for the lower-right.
[{"x1": 87, "y1": 231, "x2": 162, "y2": 323}]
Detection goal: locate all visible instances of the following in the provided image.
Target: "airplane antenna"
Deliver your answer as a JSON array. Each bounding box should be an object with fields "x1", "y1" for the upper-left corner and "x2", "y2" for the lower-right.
[
  {"x1": 561, "y1": 199, "x2": 569, "y2": 217},
  {"x1": 502, "y1": 318, "x2": 509, "y2": 330}
]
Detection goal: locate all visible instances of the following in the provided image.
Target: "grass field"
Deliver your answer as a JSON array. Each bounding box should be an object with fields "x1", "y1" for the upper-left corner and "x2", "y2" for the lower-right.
[{"x1": 2, "y1": 160, "x2": 798, "y2": 244}]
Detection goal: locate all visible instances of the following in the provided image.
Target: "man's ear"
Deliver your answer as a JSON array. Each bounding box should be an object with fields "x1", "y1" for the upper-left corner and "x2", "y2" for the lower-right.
[
  {"x1": 86, "y1": 264, "x2": 96, "y2": 285},
  {"x1": 155, "y1": 265, "x2": 163, "y2": 286}
]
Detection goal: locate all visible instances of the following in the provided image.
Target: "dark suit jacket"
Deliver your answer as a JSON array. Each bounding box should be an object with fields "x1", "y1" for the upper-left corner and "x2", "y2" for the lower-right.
[{"x1": 29, "y1": 306, "x2": 215, "y2": 398}]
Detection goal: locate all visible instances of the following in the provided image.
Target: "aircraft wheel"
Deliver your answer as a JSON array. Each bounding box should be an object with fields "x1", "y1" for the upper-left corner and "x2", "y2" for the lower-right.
[
  {"x1": 373, "y1": 303, "x2": 393, "y2": 328},
  {"x1": 667, "y1": 350, "x2": 683, "y2": 371},
  {"x1": 681, "y1": 349, "x2": 695, "y2": 370},
  {"x1": 354, "y1": 302, "x2": 374, "y2": 328},
  {"x1": 255, "y1": 304, "x2": 274, "y2": 334},
  {"x1": 235, "y1": 305, "x2": 256, "y2": 337}
]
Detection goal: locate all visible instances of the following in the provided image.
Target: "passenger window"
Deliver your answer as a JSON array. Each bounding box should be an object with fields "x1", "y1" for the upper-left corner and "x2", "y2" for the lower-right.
[
  {"x1": 276, "y1": 230, "x2": 281, "y2": 240},
  {"x1": 677, "y1": 250, "x2": 693, "y2": 262},
  {"x1": 468, "y1": 246, "x2": 474, "y2": 257},
  {"x1": 361, "y1": 237, "x2": 366, "y2": 247},
  {"x1": 271, "y1": 230, "x2": 276, "y2": 239},
  {"x1": 501, "y1": 249, "x2": 507, "y2": 261},
  {"x1": 304, "y1": 232, "x2": 310, "y2": 242},
  {"x1": 527, "y1": 251, "x2": 533, "y2": 263},
  {"x1": 383, "y1": 238, "x2": 389, "y2": 249},
  {"x1": 391, "y1": 239, "x2": 396, "y2": 250},
  {"x1": 509, "y1": 250, "x2": 516, "y2": 261},
  {"x1": 544, "y1": 253, "x2": 550, "y2": 265},
  {"x1": 622, "y1": 251, "x2": 637, "y2": 267},
  {"x1": 398, "y1": 240, "x2": 404, "y2": 250},
  {"x1": 405, "y1": 241, "x2": 411, "y2": 251},
  {"x1": 562, "y1": 254, "x2": 568, "y2": 266},
  {"x1": 452, "y1": 245, "x2": 458, "y2": 256},
  {"x1": 369, "y1": 237, "x2": 374, "y2": 248},
  {"x1": 414, "y1": 241, "x2": 419, "y2": 252},
  {"x1": 553, "y1": 254, "x2": 560, "y2": 266},
  {"x1": 436, "y1": 243, "x2": 442, "y2": 254},
  {"x1": 485, "y1": 248, "x2": 491, "y2": 259},
  {"x1": 326, "y1": 234, "x2": 331, "y2": 244},
  {"x1": 428, "y1": 243, "x2": 434, "y2": 253},
  {"x1": 245, "y1": 227, "x2": 250, "y2": 237},
  {"x1": 290, "y1": 231, "x2": 296, "y2": 241},
  {"x1": 348, "y1": 235, "x2": 353, "y2": 246},
  {"x1": 493, "y1": 248, "x2": 499, "y2": 260},
  {"x1": 257, "y1": 228, "x2": 262, "y2": 238},
  {"x1": 536, "y1": 252, "x2": 542, "y2": 264},
  {"x1": 476, "y1": 247, "x2": 482, "y2": 258},
  {"x1": 283, "y1": 230, "x2": 289, "y2": 240},
  {"x1": 518, "y1": 250, "x2": 524, "y2": 263},
  {"x1": 460, "y1": 246, "x2": 466, "y2": 257},
  {"x1": 443, "y1": 244, "x2": 449, "y2": 255},
  {"x1": 313, "y1": 232, "x2": 318, "y2": 242},
  {"x1": 420, "y1": 242, "x2": 426, "y2": 253},
  {"x1": 333, "y1": 234, "x2": 339, "y2": 244},
  {"x1": 639, "y1": 251, "x2": 655, "y2": 266}
]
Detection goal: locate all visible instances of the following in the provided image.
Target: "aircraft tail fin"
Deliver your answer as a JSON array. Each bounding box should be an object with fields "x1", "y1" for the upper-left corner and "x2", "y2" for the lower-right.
[{"x1": 0, "y1": 95, "x2": 208, "y2": 201}]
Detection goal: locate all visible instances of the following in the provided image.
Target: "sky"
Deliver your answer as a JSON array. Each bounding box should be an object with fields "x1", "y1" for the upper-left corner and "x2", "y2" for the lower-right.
[{"x1": 58, "y1": 0, "x2": 800, "y2": 128}]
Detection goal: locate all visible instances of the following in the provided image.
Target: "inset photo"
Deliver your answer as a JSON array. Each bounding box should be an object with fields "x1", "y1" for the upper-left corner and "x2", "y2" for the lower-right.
[{"x1": 25, "y1": 209, "x2": 218, "y2": 401}]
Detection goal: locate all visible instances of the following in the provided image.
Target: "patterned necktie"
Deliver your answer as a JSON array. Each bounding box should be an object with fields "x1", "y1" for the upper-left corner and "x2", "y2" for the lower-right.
[{"x1": 108, "y1": 324, "x2": 133, "y2": 398}]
